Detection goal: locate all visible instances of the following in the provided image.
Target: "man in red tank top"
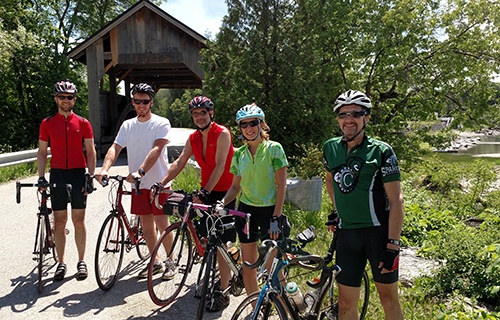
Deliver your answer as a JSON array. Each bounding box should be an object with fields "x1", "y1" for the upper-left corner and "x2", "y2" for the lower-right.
[
  {"x1": 37, "y1": 79, "x2": 96, "y2": 282},
  {"x1": 152, "y1": 96, "x2": 235, "y2": 312}
]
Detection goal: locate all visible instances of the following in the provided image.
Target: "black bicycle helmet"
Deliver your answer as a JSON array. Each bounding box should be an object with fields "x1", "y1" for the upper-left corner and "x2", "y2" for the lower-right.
[
  {"x1": 54, "y1": 79, "x2": 77, "y2": 94},
  {"x1": 188, "y1": 96, "x2": 214, "y2": 112},
  {"x1": 131, "y1": 83, "x2": 155, "y2": 99}
]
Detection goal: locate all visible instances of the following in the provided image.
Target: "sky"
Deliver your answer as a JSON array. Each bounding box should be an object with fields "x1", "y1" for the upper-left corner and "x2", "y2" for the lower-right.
[{"x1": 160, "y1": 0, "x2": 227, "y2": 37}]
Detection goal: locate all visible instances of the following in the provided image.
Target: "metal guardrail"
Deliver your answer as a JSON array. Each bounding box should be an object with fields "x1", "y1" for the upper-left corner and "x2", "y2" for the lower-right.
[{"x1": 0, "y1": 149, "x2": 51, "y2": 168}]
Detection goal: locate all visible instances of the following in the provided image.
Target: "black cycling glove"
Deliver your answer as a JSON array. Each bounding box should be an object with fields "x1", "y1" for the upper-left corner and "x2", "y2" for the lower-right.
[
  {"x1": 84, "y1": 173, "x2": 95, "y2": 194},
  {"x1": 380, "y1": 248, "x2": 400, "y2": 271},
  {"x1": 150, "y1": 182, "x2": 164, "y2": 197},
  {"x1": 325, "y1": 209, "x2": 339, "y2": 227},
  {"x1": 196, "y1": 188, "x2": 210, "y2": 204},
  {"x1": 37, "y1": 176, "x2": 49, "y2": 190}
]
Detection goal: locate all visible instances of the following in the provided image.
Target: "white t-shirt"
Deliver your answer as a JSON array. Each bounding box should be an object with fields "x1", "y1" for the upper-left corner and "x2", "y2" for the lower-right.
[{"x1": 114, "y1": 114, "x2": 171, "y2": 189}]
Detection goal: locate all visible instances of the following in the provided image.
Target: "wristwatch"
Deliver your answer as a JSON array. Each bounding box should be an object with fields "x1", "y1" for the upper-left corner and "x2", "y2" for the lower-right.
[
  {"x1": 138, "y1": 168, "x2": 146, "y2": 177},
  {"x1": 387, "y1": 239, "x2": 401, "y2": 246}
]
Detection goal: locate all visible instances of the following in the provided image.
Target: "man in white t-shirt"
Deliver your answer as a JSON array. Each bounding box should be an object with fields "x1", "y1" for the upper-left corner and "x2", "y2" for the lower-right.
[{"x1": 96, "y1": 83, "x2": 174, "y2": 279}]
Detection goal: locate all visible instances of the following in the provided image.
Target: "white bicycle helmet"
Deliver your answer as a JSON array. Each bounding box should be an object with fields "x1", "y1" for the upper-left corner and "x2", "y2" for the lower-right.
[
  {"x1": 235, "y1": 104, "x2": 265, "y2": 124},
  {"x1": 333, "y1": 90, "x2": 372, "y2": 112}
]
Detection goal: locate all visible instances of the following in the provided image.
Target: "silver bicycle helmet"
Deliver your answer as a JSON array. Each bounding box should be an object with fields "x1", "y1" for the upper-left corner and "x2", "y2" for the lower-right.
[
  {"x1": 54, "y1": 79, "x2": 77, "y2": 94},
  {"x1": 333, "y1": 90, "x2": 372, "y2": 112}
]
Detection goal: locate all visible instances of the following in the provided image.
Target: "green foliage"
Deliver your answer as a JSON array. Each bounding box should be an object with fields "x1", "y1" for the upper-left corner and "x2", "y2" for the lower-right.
[
  {"x1": 202, "y1": 0, "x2": 500, "y2": 162},
  {"x1": 170, "y1": 165, "x2": 201, "y2": 194},
  {"x1": 288, "y1": 143, "x2": 325, "y2": 180},
  {"x1": 0, "y1": 162, "x2": 37, "y2": 183}
]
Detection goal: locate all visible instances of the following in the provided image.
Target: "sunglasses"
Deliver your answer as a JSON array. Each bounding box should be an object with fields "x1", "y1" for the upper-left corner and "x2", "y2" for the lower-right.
[
  {"x1": 57, "y1": 95, "x2": 75, "y2": 100},
  {"x1": 133, "y1": 99, "x2": 151, "y2": 105},
  {"x1": 239, "y1": 119, "x2": 260, "y2": 128},
  {"x1": 191, "y1": 109, "x2": 208, "y2": 117},
  {"x1": 337, "y1": 111, "x2": 366, "y2": 119}
]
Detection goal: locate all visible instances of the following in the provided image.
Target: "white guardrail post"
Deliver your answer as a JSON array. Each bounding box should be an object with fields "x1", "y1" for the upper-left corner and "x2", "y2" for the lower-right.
[{"x1": 0, "y1": 149, "x2": 51, "y2": 168}]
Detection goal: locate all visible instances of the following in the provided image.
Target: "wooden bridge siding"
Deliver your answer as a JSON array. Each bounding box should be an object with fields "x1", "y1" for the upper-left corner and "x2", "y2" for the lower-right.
[{"x1": 111, "y1": 7, "x2": 203, "y2": 80}]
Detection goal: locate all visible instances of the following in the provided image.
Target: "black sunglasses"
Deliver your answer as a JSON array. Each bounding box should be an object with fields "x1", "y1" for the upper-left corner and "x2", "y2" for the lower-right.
[
  {"x1": 133, "y1": 99, "x2": 151, "y2": 105},
  {"x1": 239, "y1": 119, "x2": 260, "y2": 128},
  {"x1": 337, "y1": 111, "x2": 366, "y2": 119},
  {"x1": 57, "y1": 95, "x2": 75, "y2": 100}
]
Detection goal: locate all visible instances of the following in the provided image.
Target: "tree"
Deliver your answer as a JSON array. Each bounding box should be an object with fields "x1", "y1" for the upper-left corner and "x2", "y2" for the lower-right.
[{"x1": 202, "y1": 0, "x2": 500, "y2": 165}]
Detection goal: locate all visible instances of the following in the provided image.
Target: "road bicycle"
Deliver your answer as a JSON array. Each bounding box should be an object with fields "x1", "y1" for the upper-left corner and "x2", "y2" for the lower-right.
[
  {"x1": 94, "y1": 175, "x2": 150, "y2": 290},
  {"x1": 16, "y1": 181, "x2": 71, "y2": 292},
  {"x1": 231, "y1": 226, "x2": 369, "y2": 320},
  {"x1": 148, "y1": 190, "x2": 250, "y2": 319}
]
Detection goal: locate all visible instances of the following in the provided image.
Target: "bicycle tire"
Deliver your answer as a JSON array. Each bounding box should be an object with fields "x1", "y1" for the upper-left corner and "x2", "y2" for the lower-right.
[
  {"x1": 359, "y1": 269, "x2": 370, "y2": 319},
  {"x1": 95, "y1": 214, "x2": 125, "y2": 291},
  {"x1": 47, "y1": 216, "x2": 58, "y2": 263},
  {"x1": 148, "y1": 222, "x2": 193, "y2": 306},
  {"x1": 196, "y1": 245, "x2": 215, "y2": 319},
  {"x1": 231, "y1": 291, "x2": 288, "y2": 320},
  {"x1": 135, "y1": 217, "x2": 150, "y2": 261},
  {"x1": 37, "y1": 215, "x2": 45, "y2": 293},
  {"x1": 322, "y1": 269, "x2": 370, "y2": 320}
]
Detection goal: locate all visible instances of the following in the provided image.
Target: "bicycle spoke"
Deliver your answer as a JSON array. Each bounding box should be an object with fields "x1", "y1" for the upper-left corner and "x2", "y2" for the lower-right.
[
  {"x1": 95, "y1": 214, "x2": 124, "y2": 291},
  {"x1": 148, "y1": 223, "x2": 193, "y2": 306}
]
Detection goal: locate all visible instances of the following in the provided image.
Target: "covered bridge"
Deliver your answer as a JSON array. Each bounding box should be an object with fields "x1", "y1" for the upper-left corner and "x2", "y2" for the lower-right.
[{"x1": 67, "y1": 0, "x2": 206, "y2": 157}]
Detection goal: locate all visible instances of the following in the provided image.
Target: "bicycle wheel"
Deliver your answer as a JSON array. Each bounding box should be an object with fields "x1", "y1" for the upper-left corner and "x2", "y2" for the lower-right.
[
  {"x1": 95, "y1": 214, "x2": 125, "y2": 291},
  {"x1": 148, "y1": 222, "x2": 193, "y2": 306},
  {"x1": 321, "y1": 269, "x2": 370, "y2": 320},
  {"x1": 46, "y1": 216, "x2": 58, "y2": 262},
  {"x1": 196, "y1": 245, "x2": 216, "y2": 319},
  {"x1": 36, "y1": 215, "x2": 45, "y2": 292},
  {"x1": 231, "y1": 291, "x2": 288, "y2": 320},
  {"x1": 135, "y1": 217, "x2": 150, "y2": 261}
]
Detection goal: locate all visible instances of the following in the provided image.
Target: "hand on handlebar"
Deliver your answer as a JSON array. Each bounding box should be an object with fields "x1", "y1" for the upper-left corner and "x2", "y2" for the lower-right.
[
  {"x1": 83, "y1": 173, "x2": 96, "y2": 194},
  {"x1": 37, "y1": 177, "x2": 49, "y2": 191},
  {"x1": 150, "y1": 182, "x2": 164, "y2": 203},
  {"x1": 94, "y1": 171, "x2": 108, "y2": 186},
  {"x1": 325, "y1": 209, "x2": 339, "y2": 232},
  {"x1": 214, "y1": 200, "x2": 227, "y2": 216}
]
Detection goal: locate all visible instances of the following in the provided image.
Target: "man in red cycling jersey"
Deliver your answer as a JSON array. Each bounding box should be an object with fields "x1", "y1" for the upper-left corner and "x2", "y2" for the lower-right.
[
  {"x1": 152, "y1": 96, "x2": 236, "y2": 311},
  {"x1": 37, "y1": 79, "x2": 96, "y2": 281}
]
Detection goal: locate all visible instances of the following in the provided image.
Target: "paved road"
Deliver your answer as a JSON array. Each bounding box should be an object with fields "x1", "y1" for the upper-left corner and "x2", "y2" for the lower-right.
[{"x1": 0, "y1": 159, "x2": 246, "y2": 319}]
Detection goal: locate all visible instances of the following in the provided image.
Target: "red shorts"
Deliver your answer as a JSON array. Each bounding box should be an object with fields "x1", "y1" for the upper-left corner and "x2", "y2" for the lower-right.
[{"x1": 131, "y1": 188, "x2": 170, "y2": 216}]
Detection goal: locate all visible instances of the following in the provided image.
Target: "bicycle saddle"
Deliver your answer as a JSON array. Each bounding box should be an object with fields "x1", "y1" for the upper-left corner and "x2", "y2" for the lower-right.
[{"x1": 297, "y1": 225, "x2": 316, "y2": 244}]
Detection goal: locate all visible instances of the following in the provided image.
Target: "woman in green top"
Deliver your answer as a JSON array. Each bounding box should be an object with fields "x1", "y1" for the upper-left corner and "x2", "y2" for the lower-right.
[{"x1": 219, "y1": 103, "x2": 289, "y2": 297}]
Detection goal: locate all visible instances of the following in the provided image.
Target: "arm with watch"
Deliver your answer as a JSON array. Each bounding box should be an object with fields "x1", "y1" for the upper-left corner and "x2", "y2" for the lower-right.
[{"x1": 379, "y1": 180, "x2": 405, "y2": 273}]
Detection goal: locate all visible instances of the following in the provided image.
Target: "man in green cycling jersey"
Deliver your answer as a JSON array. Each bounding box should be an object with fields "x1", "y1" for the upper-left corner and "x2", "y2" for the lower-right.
[{"x1": 323, "y1": 90, "x2": 404, "y2": 320}]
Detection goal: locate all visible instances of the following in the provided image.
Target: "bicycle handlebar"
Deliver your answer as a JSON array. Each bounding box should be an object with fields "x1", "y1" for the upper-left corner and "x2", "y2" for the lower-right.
[
  {"x1": 16, "y1": 181, "x2": 72, "y2": 203},
  {"x1": 191, "y1": 203, "x2": 251, "y2": 240},
  {"x1": 244, "y1": 238, "x2": 325, "y2": 271},
  {"x1": 101, "y1": 175, "x2": 141, "y2": 194}
]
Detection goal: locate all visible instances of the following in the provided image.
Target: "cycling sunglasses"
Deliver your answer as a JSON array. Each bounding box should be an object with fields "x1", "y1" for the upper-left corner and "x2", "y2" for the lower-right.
[
  {"x1": 337, "y1": 110, "x2": 366, "y2": 119},
  {"x1": 133, "y1": 99, "x2": 151, "y2": 105},
  {"x1": 239, "y1": 119, "x2": 260, "y2": 128},
  {"x1": 57, "y1": 95, "x2": 75, "y2": 100}
]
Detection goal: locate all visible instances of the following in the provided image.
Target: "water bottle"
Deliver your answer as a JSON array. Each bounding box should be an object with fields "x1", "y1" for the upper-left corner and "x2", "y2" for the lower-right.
[
  {"x1": 226, "y1": 241, "x2": 241, "y2": 264},
  {"x1": 130, "y1": 214, "x2": 139, "y2": 236},
  {"x1": 304, "y1": 277, "x2": 321, "y2": 313},
  {"x1": 285, "y1": 282, "x2": 306, "y2": 313}
]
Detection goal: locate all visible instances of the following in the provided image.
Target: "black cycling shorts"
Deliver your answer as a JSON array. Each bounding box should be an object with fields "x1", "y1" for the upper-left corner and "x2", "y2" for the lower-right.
[
  {"x1": 194, "y1": 190, "x2": 237, "y2": 244},
  {"x1": 49, "y1": 168, "x2": 87, "y2": 211},
  {"x1": 235, "y1": 202, "x2": 285, "y2": 244},
  {"x1": 335, "y1": 226, "x2": 398, "y2": 286}
]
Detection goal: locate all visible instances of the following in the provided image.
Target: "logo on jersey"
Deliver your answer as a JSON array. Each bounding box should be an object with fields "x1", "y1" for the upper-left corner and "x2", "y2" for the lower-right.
[
  {"x1": 333, "y1": 158, "x2": 364, "y2": 193},
  {"x1": 381, "y1": 154, "x2": 400, "y2": 177}
]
